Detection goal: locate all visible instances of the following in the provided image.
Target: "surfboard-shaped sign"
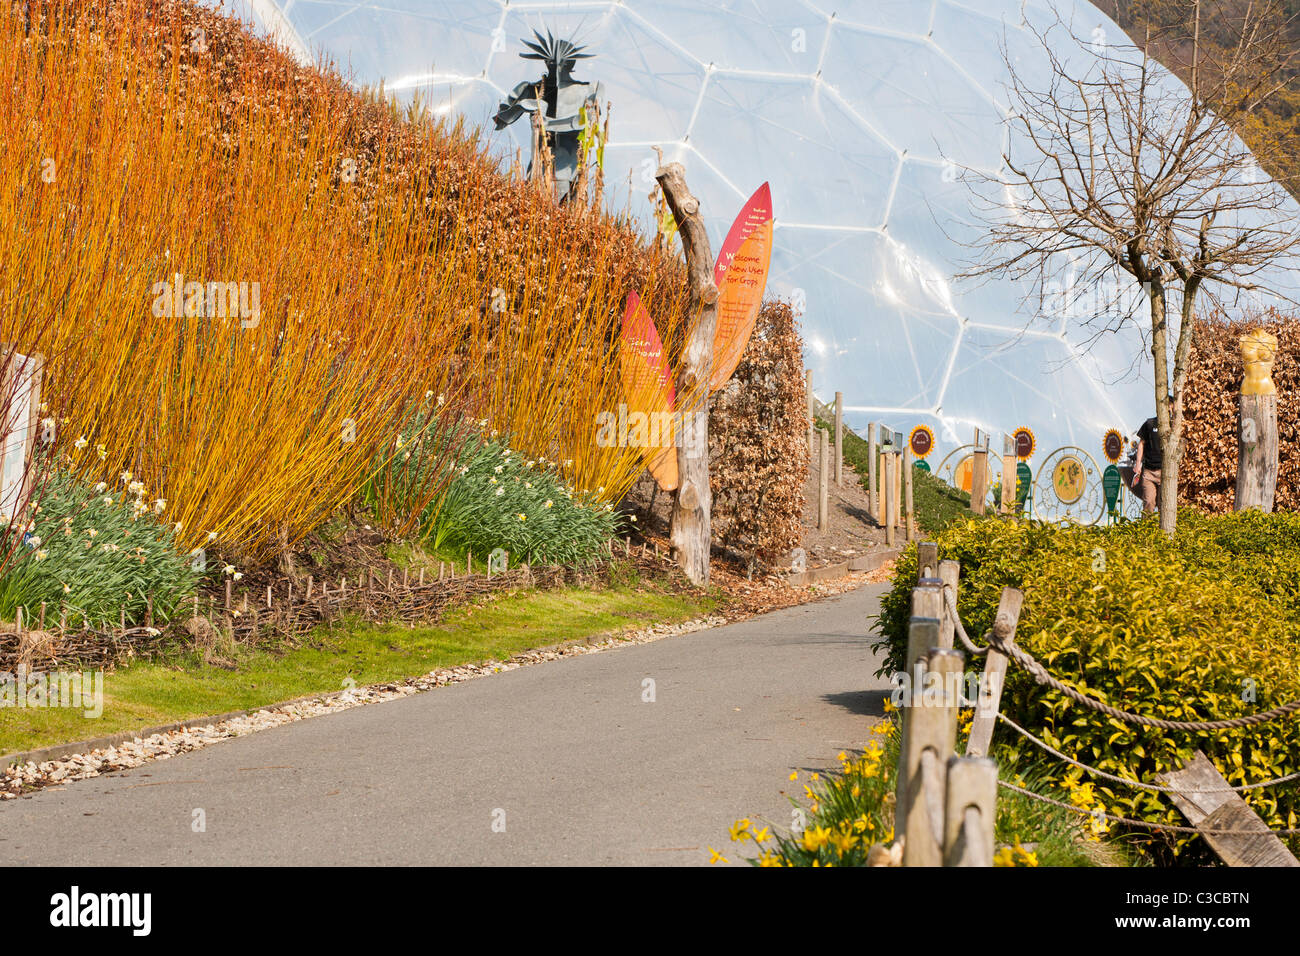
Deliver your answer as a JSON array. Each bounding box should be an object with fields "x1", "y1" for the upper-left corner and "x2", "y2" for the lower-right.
[
  {"x1": 709, "y1": 182, "x2": 773, "y2": 392},
  {"x1": 619, "y1": 291, "x2": 679, "y2": 491}
]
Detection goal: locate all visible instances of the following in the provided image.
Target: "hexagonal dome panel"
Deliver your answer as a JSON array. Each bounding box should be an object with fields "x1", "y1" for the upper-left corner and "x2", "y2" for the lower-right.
[{"x1": 216, "y1": 0, "x2": 1300, "y2": 462}]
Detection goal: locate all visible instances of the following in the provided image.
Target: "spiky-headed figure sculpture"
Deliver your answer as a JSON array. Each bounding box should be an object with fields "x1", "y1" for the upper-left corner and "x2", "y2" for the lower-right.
[{"x1": 494, "y1": 29, "x2": 602, "y2": 202}]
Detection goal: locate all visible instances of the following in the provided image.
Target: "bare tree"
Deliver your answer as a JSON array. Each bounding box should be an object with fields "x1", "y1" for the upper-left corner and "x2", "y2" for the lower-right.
[{"x1": 963, "y1": 0, "x2": 1300, "y2": 534}]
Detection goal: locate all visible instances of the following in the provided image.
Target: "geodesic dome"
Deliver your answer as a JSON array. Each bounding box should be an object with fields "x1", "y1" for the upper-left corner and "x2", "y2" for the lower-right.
[{"x1": 216, "y1": 0, "x2": 1296, "y2": 466}]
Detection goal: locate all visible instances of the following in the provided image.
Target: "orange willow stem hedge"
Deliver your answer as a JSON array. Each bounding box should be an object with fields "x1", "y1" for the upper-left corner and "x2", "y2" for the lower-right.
[{"x1": 1, "y1": 0, "x2": 690, "y2": 563}]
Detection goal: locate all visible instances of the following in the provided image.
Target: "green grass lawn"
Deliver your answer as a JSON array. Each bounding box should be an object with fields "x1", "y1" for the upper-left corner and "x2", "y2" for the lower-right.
[{"x1": 1, "y1": 583, "x2": 719, "y2": 757}]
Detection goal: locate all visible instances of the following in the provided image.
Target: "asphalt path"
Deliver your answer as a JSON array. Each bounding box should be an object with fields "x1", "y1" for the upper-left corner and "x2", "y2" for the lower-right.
[{"x1": 0, "y1": 581, "x2": 893, "y2": 866}]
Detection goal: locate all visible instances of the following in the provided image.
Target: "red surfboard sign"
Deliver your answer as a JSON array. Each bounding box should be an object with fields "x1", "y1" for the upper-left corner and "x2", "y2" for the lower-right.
[{"x1": 709, "y1": 182, "x2": 773, "y2": 392}]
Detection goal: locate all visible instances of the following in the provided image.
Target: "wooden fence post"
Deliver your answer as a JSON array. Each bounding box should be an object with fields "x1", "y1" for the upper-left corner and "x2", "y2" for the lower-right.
[
  {"x1": 818, "y1": 428, "x2": 829, "y2": 531},
  {"x1": 868, "y1": 423, "x2": 878, "y2": 520},
  {"x1": 965, "y1": 587, "x2": 1025, "y2": 758},
  {"x1": 904, "y1": 446, "x2": 915, "y2": 541},
  {"x1": 884, "y1": 450, "x2": 896, "y2": 546},
  {"x1": 943, "y1": 756, "x2": 998, "y2": 866},
  {"x1": 970, "y1": 433, "x2": 988, "y2": 516},
  {"x1": 917, "y1": 542, "x2": 938, "y2": 580},
  {"x1": 806, "y1": 368, "x2": 815, "y2": 455},
  {"x1": 937, "y1": 559, "x2": 959, "y2": 650},
  {"x1": 1001, "y1": 434, "x2": 1016, "y2": 515},
  {"x1": 902, "y1": 648, "x2": 965, "y2": 867},
  {"x1": 834, "y1": 391, "x2": 844, "y2": 487},
  {"x1": 894, "y1": 611, "x2": 939, "y2": 840},
  {"x1": 893, "y1": 448, "x2": 903, "y2": 530}
]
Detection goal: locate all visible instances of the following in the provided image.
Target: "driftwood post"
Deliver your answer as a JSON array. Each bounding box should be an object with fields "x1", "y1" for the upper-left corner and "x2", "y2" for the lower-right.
[
  {"x1": 867, "y1": 423, "x2": 878, "y2": 520},
  {"x1": 818, "y1": 428, "x2": 829, "y2": 531},
  {"x1": 966, "y1": 587, "x2": 1024, "y2": 758},
  {"x1": 657, "y1": 159, "x2": 719, "y2": 588},
  {"x1": 834, "y1": 391, "x2": 844, "y2": 487},
  {"x1": 1236, "y1": 329, "x2": 1278, "y2": 512}
]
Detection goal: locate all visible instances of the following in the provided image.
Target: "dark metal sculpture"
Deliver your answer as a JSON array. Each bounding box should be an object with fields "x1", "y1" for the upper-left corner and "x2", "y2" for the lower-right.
[{"x1": 493, "y1": 29, "x2": 602, "y2": 202}]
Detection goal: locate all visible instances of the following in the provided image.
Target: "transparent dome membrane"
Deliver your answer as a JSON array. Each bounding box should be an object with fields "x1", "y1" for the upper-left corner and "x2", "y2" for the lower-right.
[{"x1": 215, "y1": 0, "x2": 1300, "y2": 464}]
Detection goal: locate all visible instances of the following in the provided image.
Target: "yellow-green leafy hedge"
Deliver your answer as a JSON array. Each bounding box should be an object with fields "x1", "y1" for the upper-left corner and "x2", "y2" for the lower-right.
[{"x1": 875, "y1": 511, "x2": 1300, "y2": 863}]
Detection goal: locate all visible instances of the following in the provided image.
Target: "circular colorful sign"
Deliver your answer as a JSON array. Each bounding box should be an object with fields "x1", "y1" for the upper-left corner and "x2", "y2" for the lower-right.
[
  {"x1": 954, "y1": 456, "x2": 973, "y2": 494},
  {"x1": 909, "y1": 425, "x2": 935, "y2": 459},
  {"x1": 1052, "y1": 455, "x2": 1087, "y2": 504},
  {"x1": 1013, "y1": 427, "x2": 1036, "y2": 460},
  {"x1": 1103, "y1": 429, "x2": 1124, "y2": 464}
]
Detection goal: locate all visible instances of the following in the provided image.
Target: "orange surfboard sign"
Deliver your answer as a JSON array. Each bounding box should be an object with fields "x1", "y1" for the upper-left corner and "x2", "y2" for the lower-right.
[
  {"x1": 709, "y1": 182, "x2": 773, "y2": 392},
  {"x1": 619, "y1": 291, "x2": 679, "y2": 491}
]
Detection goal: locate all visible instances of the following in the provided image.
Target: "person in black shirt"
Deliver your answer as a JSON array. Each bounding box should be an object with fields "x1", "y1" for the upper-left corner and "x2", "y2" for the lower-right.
[{"x1": 1121, "y1": 416, "x2": 1163, "y2": 513}]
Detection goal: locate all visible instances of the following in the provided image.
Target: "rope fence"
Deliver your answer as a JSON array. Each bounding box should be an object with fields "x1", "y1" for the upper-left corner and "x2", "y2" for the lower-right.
[{"x1": 895, "y1": 541, "x2": 1300, "y2": 867}]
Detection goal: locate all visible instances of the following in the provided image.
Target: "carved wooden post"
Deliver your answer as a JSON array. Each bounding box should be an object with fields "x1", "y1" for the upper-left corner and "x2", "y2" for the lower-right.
[
  {"x1": 657, "y1": 160, "x2": 719, "y2": 587},
  {"x1": 1236, "y1": 329, "x2": 1279, "y2": 513}
]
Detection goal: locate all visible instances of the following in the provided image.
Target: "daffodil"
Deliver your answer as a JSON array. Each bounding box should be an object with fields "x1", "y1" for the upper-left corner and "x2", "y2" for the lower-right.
[
  {"x1": 708, "y1": 847, "x2": 728, "y2": 865},
  {"x1": 729, "y1": 818, "x2": 751, "y2": 842},
  {"x1": 543, "y1": 499, "x2": 553, "y2": 509},
  {"x1": 74, "y1": 437, "x2": 88, "y2": 451},
  {"x1": 800, "y1": 825, "x2": 832, "y2": 853}
]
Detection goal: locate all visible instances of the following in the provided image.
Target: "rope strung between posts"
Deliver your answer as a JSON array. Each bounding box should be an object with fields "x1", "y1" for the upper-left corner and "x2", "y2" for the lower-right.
[
  {"x1": 997, "y1": 780, "x2": 1300, "y2": 836},
  {"x1": 941, "y1": 586, "x2": 987, "y2": 656},
  {"x1": 996, "y1": 711, "x2": 1300, "y2": 794},
  {"x1": 941, "y1": 585, "x2": 1300, "y2": 731}
]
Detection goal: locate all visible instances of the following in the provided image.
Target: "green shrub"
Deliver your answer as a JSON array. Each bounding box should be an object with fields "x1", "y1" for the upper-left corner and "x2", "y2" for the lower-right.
[
  {"x1": 874, "y1": 511, "x2": 1300, "y2": 863},
  {"x1": 0, "y1": 470, "x2": 199, "y2": 627},
  {"x1": 427, "y1": 437, "x2": 620, "y2": 566}
]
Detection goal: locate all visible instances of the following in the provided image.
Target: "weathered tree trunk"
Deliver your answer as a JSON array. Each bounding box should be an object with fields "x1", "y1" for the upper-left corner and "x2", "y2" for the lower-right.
[{"x1": 656, "y1": 161, "x2": 718, "y2": 587}]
